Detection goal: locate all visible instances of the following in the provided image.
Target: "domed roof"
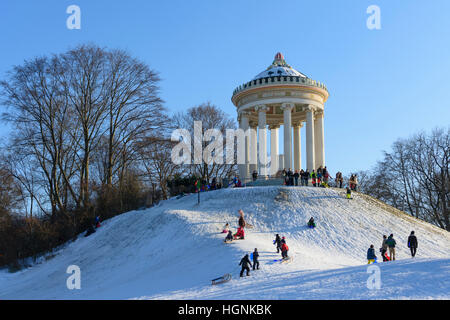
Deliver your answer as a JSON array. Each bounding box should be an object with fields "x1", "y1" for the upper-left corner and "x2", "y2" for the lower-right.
[{"x1": 252, "y1": 52, "x2": 307, "y2": 80}]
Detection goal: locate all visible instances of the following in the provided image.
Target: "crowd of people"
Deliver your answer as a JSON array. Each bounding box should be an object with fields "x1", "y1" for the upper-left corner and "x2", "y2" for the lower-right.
[
  {"x1": 222, "y1": 209, "x2": 315, "y2": 278},
  {"x1": 280, "y1": 166, "x2": 355, "y2": 190},
  {"x1": 192, "y1": 167, "x2": 358, "y2": 193},
  {"x1": 222, "y1": 209, "x2": 420, "y2": 279}
]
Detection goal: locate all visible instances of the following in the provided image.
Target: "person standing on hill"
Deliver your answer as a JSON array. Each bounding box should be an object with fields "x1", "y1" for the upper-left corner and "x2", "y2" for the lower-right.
[
  {"x1": 323, "y1": 170, "x2": 330, "y2": 186},
  {"x1": 281, "y1": 241, "x2": 289, "y2": 259},
  {"x1": 238, "y1": 209, "x2": 246, "y2": 229},
  {"x1": 304, "y1": 169, "x2": 310, "y2": 186},
  {"x1": 252, "y1": 170, "x2": 258, "y2": 182},
  {"x1": 381, "y1": 235, "x2": 389, "y2": 261},
  {"x1": 287, "y1": 168, "x2": 294, "y2": 186},
  {"x1": 274, "y1": 234, "x2": 282, "y2": 253},
  {"x1": 252, "y1": 248, "x2": 260, "y2": 270},
  {"x1": 239, "y1": 254, "x2": 253, "y2": 277},
  {"x1": 336, "y1": 172, "x2": 343, "y2": 188},
  {"x1": 386, "y1": 234, "x2": 397, "y2": 261},
  {"x1": 317, "y1": 167, "x2": 323, "y2": 185},
  {"x1": 311, "y1": 170, "x2": 317, "y2": 187},
  {"x1": 353, "y1": 174, "x2": 358, "y2": 191},
  {"x1": 407, "y1": 231, "x2": 418, "y2": 258},
  {"x1": 349, "y1": 174, "x2": 355, "y2": 190},
  {"x1": 294, "y1": 170, "x2": 300, "y2": 186},
  {"x1": 299, "y1": 169, "x2": 305, "y2": 186}
]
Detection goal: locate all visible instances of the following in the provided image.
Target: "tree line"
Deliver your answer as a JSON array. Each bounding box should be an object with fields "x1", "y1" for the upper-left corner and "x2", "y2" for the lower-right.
[
  {"x1": 0, "y1": 44, "x2": 236, "y2": 268},
  {"x1": 357, "y1": 128, "x2": 449, "y2": 231}
]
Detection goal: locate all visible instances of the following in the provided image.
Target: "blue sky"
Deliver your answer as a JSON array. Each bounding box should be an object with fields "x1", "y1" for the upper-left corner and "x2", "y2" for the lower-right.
[{"x1": 1, "y1": 0, "x2": 449, "y2": 175}]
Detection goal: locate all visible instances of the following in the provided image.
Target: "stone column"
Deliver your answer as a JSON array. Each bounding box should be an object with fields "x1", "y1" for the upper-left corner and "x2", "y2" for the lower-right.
[
  {"x1": 249, "y1": 121, "x2": 258, "y2": 176},
  {"x1": 314, "y1": 110, "x2": 325, "y2": 169},
  {"x1": 306, "y1": 106, "x2": 316, "y2": 172},
  {"x1": 269, "y1": 125, "x2": 279, "y2": 176},
  {"x1": 238, "y1": 112, "x2": 250, "y2": 181},
  {"x1": 256, "y1": 105, "x2": 269, "y2": 177},
  {"x1": 281, "y1": 103, "x2": 294, "y2": 170},
  {"x1": 293, "y1": 122, "x2": 303, "y2": 171}
]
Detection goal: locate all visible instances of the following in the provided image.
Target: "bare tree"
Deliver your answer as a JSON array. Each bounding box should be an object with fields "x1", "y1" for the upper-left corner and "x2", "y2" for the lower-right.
[
  {"x1": 174, "y1": 102, "x2": 237, "y2": 182},
  {"x1": 362, "y1": 128, "x2": 449, "y2": 230},
  {"x1": 138, "y1": 137, "x2": 184, "y2": 199},
  {"x1": 1, "y1": 44, "x2": 166, "y2": 219}
]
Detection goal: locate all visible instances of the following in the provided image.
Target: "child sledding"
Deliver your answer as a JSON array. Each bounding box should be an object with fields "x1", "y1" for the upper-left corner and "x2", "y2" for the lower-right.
[
  {"x1": 346, "y1": 187, "x2": 353, "y2": 199},
  {"x1": 222, "y1": 223, "x2": 230, "y2": 233},
  {"x1": 367, "y1": 244, "x2": 377, "y2": 264},
  {"x1": 307, "y1": 217, "x2": 316, "y2": 229},
  {"x1": 224, "y1": 230, "x2": 233, "y2": 243}
]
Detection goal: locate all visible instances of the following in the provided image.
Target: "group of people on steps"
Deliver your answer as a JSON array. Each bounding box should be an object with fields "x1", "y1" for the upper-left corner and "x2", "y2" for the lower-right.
[
  {"x1": 281, "y1": 166, "x2": 331, "y2": 187},
  {"x1": 280, "y1": 166, "x2": 356, "y2": 191},
  {"x1": 367, "y1": 231, "x2": 418, "y2": 263}
]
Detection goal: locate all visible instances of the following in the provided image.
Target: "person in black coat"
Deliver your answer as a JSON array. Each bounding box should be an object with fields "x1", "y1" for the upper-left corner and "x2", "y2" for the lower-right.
[
  {"x1": 274, "y1": 234, "x2": 282, "y2": 253},
  {"x1": 293, "y1": 170, "x2": 300, "y2": 186},
  {"x1": 407, "y1": 231, "x2": 418, "y2": 257},
  {"x1": 239, "y1": 254, "x2": 253, "y2": 277},
  {"x1": 252, "y1": 248, "x2": 260, "y2": 270},
  {"x1": 287, "y1": 169, "x2": 294, "y2": 186},
  {"x1": 304, "y1": 170, "x2": 310, "y2": 186}
]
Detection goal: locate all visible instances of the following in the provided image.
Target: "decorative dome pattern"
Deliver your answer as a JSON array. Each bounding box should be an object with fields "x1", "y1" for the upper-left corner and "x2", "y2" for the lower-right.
[{"x1": 252, "y1": 52, "x2": 307, "y2": 80}]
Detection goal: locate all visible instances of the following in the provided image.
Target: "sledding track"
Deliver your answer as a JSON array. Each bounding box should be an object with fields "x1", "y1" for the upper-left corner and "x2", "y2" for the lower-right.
[{"x1": 1, "y1": 186, "x2": 449, "y2": 299}]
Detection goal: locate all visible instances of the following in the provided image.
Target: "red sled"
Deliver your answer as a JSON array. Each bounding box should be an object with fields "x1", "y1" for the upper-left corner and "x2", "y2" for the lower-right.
[{"x1": 384, "y1": 253, "x2": 390, "y2": 261}]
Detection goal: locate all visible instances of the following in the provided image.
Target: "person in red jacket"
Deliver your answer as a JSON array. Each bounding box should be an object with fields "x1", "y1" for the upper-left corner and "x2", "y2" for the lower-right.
[
  {"x1": 234, "y1": 227, "x2": 245, "y2": 239},
  {"x1": 281, "y1": 241, "x2": 289, "y2": 259},
  {"x1": 281, "y1": 237, "x2": 289, "y2": 259}
]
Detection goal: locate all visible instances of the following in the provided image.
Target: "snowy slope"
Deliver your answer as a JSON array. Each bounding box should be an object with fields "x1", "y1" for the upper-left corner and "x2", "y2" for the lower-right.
[{"x1": 0, "y1": 186, "x2": 449, "y2": 300}]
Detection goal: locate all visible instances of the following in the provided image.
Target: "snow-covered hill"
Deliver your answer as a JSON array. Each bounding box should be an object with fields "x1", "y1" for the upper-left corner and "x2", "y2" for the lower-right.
[{"x1": 1, "y1": 186, "x2": 449, "y2": 300}]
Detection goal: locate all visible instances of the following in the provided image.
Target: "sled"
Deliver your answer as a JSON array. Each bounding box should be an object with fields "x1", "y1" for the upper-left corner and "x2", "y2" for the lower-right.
[
  {"x1": 273, "y1": 256, "x2": 293, "y2": 263},
  {"x1": 281, "y1": 256, "x2": 293, "y2": 264},
  {"x1": 211, "y1": 273, "x2": 232, "y2": 285},
  {"x1": 223, "y1": 240, "x2": 233, "y2": 244},
  {"x1": 232, "y1": 237, "x2": 245, "y2": 240}
]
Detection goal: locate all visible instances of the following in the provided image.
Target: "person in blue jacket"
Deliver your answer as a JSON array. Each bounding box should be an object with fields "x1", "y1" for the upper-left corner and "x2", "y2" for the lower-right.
[{"x1": 367, "y1": 244, "x2": 377, "y2": 264}]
